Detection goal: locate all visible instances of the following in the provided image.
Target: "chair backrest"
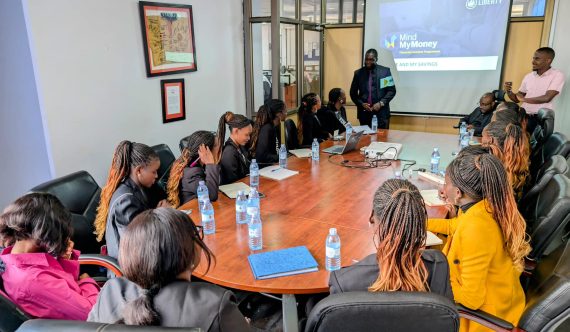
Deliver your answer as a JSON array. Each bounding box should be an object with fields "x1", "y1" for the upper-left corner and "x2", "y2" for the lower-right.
[
  {"x1": 0, "y1": 278, "x2": 31, "y2": 332},
  {"x1": 531, "y1": 108, "x2": 555, "y2": 152},
  {"x1": 521, "y1": 155, "x2": 569, "y2": 210},
  {"x1": 284, "y1": 119, "x2": 299, "y2": 150},
  {"x1": 29, "y1": 171, "x2": 102, "y2": 254},
  {"x1": 519, "y1": 240, "x2": 570, "y2": 332},
  {"x1": 179, "y1": 136, "x2": 191, "y2": 153},
  {"x1": 526, "y1": 174, "x2": 570, "y2": 260},
  {"x1": 305, "y1": 291, "x2": 459, "y2": 332},
  {"x1": 150, "y1": 144, "x2": 176, "y2": 191},
  {"x1": 16, "y1": 320, "x2": 201, "y2": 331},
  {"x1": 531, "y1": 132, "x2": 570, "y2": 180}
]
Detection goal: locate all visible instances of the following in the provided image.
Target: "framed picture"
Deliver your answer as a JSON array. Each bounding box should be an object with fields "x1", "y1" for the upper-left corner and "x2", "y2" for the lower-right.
[
  {"x1": 139, "y1": 1, "x2": 197, "y2": 77},
  {"x1": 161, "y1": 79, "x2": 186, "y2": 123}
]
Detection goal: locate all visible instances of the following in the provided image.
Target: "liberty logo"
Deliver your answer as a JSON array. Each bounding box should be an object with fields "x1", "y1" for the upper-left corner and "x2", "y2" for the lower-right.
[
  {"x1": 384, "y1": 35, "x2": 397, "y2": 49},
  {"x1": 466, "y1": 0, "x2": 503, "y2": 9},
  {"x1": 466, "y1": 0, "x2": 477, "y2": 9}
]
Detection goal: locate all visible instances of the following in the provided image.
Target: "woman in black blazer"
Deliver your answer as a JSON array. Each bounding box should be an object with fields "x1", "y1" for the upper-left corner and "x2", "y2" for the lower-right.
[
  {"x1": 316, "y1": 88, "x2": 348, "y2": 135},
  {"x1": 249, "y1": 99, "x2": 286, "y2": 164},
  {"x1": 329, "y1": 179, "x2": 453, "y2": 299},
  {"x1": 217, "y1": 112, "x2": 253, "y2": 185},
  {"x1": 298, "y1": 93, "x2": 330, "y2": 146}
]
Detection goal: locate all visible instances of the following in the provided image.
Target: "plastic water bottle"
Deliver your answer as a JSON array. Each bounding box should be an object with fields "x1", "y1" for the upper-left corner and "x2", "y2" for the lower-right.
[
  {"x1": 248, "y1": 212, "x2": 263, "y2": 251},
  {"x1": 325, "y1": 228, "x2": 341, "y2": 271},
  {"x1": 235, "y1": 190, "x2": 247, "y2": 224},
  {"x1": 461, "y1": 133, "x2": 470, "y2": 149},
  {"x1": 371, "y1": 115, "x2": 378, "y2": 132},
  {"x1": 246, "y1": 188, "x2": 260, "y2": 218},
  {"x1": 250, "y1": 159, "x2": 259, "y2": 190},
  {"x1": 345, "y1": 122, "x2": 353, "y2": 141},
  {"x1": 430, "y1": 147, "x2": 441, "y2": 174},
  {"x1": 312, "y1": 138, "x2": 320, "y2": 161},
  {"x1": 197, "y1": 180, "x2": 209, "y2": 212},
  {"x1": 201, "y1": 199, "x2": 215, "y2": 235},
  {"x1": 279, "y1": 144, "x2": 287, "y2": 169},
  {"x1": 459, "y1": 122, "x2": 467, "y2": 140}
]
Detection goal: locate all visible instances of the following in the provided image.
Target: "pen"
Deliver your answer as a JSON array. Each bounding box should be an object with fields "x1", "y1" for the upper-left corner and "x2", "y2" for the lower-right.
[
  {"x1": 190, "y1": 157, "x2": 201, "y2": 167},
  {"x1": 271, "y1": 168, "x2": 281, "y2": 172}
]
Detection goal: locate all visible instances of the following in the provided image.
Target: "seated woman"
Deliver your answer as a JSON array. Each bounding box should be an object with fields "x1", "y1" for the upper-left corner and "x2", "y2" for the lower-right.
[
  {"x1": 0, "y1": 193, "x2": 99, "y2": 320},
  {"x1": 298, "y1": 93, "x2": 330, "y2": 146},
  {"x1": 428, "y1": 153, "x2": 531, "y2": 332},
  {"x1": 94, "y1": 140, "x2": 170, "y2": 260},
  {"x1": 88, "y1": 208, "x2": 250, "y2": 331},
  {"x1": 317, "y1": 88, "x2": 348, "y2": 135},
  {"x1": 329, "y1": 179, "x2": 452, "y2": 299},
  {"x1": 482, "y1": 121, "x2": 530, "y2": 199},
  {"x1": 217, "y1": 112, "x2": 254, "y2": 185},
  {"x1": 249, "y1": 99, "x2": 286, "y2": 164},
  {"x1": 493, "y1": 102, "x2": 528, "y2": 132},
  {"x1": 167, "y1": 131, "x2": 220, "y2": 208}
]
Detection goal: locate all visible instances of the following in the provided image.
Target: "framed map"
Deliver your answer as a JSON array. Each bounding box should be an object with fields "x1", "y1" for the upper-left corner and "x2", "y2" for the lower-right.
[{"x1": 139, "y1": 2, "x2": 197, "y2": 77}]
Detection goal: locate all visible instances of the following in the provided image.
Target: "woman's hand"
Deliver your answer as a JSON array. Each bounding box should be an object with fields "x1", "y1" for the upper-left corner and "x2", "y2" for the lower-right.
[
  {"x1": 198, "y1": 144, "x2": 215, "y2": 165},
  {"x1": 63, "y1": 240, "x2": 74, "y2": 260}
]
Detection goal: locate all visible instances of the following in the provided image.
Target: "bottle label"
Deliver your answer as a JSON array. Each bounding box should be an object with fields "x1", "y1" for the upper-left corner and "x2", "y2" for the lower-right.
[
  {"x1": 248, "y1": 226, "x2": 261, "y2": 237},
  {"x1": 247, "y1": 206, "x2": 258, "y2": 215},
  {"x1": 201, "y1": 213, "x2": 214, "y2": 222},
  {"x1": 326, "y1": 247, "x2": 340, "y2": 258},
  {"x1": 431, "y1": 157, "x2": 439, "y2": 164},
  {"x1": 236, "y1": 205, "x2": 246, "y2": 213}
]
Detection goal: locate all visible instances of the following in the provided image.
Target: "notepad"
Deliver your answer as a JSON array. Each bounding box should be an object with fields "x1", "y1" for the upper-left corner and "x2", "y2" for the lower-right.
[
  {"x1": 289, "y1": 148, "x2": 312, "y2": 158},
  {"x1": 426, "y1": 231, "x2": 443, "y2": 246},
  {"x1": 259, "y1": 165, "x2": 299, "y2": 181},
  {"x1": 219, "y1": 182, "x2": 251, "y2": 199},
  {"x1": 352, "y1": 125, "x2": 376, "y2": 135},
  {"x1": 418, "y1": 171, "x2": 445, "y2": 185},
  {"x1": 420, "y1": 189, "x2": 447, "y2": 207},
  {"x1": 248, "y1": 246, "x2": 319, "y2": 280}
]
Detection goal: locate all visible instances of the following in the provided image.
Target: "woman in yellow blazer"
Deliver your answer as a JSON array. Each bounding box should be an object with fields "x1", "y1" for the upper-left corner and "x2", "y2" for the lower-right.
[{"x1": 428, "y1": 152, "x2": 531, "y2": 332}]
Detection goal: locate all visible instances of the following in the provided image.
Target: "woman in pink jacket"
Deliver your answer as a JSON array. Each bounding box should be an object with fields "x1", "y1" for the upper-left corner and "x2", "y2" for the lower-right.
[{"x1": 0, "y1": 193, "x2": 100, "y2": 320}]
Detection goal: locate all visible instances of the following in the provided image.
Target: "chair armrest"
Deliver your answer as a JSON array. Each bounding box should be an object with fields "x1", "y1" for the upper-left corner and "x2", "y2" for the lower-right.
[
  {"x1": 456, "y1": 304, "x2": 517, "y2": 332},
  {"x1": 79, "y1": 254, "x2": 122, "y2": 277}
]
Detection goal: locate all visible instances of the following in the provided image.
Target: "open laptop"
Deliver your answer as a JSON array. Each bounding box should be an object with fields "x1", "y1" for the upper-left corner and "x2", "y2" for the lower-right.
[{"x1": 323, "y1": 130, "x2": 364, "y2": 155}]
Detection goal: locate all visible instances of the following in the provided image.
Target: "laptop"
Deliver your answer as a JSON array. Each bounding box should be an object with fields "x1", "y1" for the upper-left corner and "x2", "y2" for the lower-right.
[{"x1": 323, "y1": 130, "x2": 364, "y2": 155}]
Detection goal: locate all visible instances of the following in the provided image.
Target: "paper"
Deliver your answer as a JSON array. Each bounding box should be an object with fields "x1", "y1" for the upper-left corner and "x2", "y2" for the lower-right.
[
  {"x1": 426, "y1": 231, "x2": 443, "y2": 246},
  {"x1": 219, "y1": 182, "x2": 251, "y2": 199},
  {"x1": 289, "y1": 148, "x2": 312, "y2": 158},
  {"x1": 259, "y1": 165, "x2": 299, "y2": 181},
  {"x1": 420, "y1": 189, "x2": 447, "y2": 207},
  {"x1": 352, "y1": 125, "x2": 376, "y2": 135},
  {"x1": 165, "y1": 85, "x2": 181, "y2": 115}
]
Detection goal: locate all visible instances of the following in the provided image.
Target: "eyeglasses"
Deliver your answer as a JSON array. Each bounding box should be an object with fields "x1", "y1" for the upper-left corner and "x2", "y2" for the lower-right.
[{"x1": 195, "y1": 225, "x2": 204, "y2": 240}]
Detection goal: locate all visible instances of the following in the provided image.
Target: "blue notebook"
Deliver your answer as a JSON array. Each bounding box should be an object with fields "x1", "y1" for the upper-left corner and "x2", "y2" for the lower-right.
[{"x1": 248, "y1": 246, "x2": 319, "y2": 280}]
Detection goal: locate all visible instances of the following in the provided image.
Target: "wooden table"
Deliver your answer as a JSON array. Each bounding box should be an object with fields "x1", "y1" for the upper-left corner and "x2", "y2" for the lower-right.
[{"x1": 180, "y1": 129, "x2": 460, "y2": 331}]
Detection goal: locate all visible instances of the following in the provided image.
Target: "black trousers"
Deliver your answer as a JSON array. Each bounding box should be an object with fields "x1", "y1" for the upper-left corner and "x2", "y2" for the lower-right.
[{"x1": 358, "y1": 109, "x2": 390, "y2": 129}]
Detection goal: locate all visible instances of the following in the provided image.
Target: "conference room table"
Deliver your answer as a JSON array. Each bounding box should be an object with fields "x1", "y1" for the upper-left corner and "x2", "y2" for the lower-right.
[{"x1": 179, "y1": 129, "x2": 465, "y2": 332}]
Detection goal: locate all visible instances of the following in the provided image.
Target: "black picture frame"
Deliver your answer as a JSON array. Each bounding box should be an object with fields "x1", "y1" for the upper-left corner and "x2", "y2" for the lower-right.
[{"x1": 160, "y1": 79, "x2": 186, "y2": 123}]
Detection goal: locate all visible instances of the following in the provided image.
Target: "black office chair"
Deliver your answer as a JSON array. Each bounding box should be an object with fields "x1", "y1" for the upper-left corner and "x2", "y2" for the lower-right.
[
  {"x1": 305, "y1": 292, "x2": 459, "y2": 332},
  {"x1": 16, "y1": 320, "x2": 201, "y2": 332},
  {"x1": 531, "y1": 132, "x2": 570, "y2": 180},
  {"x1": 524, "y1": 174, "x2": 570, "y2": 261},
  {"x1": 179, "y1": 136, "x2": 191, "y2": 153},
  {"x1": 521, "y1": 155, "x2": 569, "y2": 209},
  {"x1": 150, "y1": 144, "x2": 176, "y2": 191},
  {"x1": 458, "y1": 239, "x2": 570, "y2": 332},
  {"x1": 284, "y1": 119, "x2": 300, "y2": 150},
  {"x1": 530, "y1": 108, "x2": 555, "y2": 152},
  {"x1": 29, "y1": 171, "x2": 102, "y2": 255},
  {"x1": 1, "y1": 255, "x2": 121, "y2": 332}
]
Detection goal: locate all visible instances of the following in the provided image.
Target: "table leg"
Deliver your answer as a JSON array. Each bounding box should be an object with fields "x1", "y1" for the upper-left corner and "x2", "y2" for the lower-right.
[{"x1": 282, "y1": 294, "x2": 299, "y2": 332}]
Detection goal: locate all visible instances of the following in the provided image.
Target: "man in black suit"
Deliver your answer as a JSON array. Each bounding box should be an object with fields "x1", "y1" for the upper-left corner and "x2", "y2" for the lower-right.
[{"x1": 350, "y1": 49, "x2": 397, "y2": 129}]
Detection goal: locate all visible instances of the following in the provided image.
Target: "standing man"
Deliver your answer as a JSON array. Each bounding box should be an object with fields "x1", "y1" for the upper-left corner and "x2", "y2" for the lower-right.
[
  {"x1": 504, "y1": 47, "x2": 565, "y2": 133},
  {"x1": 350, "y1": 49, "x2": 397, "y2": 129},
  {"x1": 458, "y1": 92, "x2": 496, "y2": 137}
]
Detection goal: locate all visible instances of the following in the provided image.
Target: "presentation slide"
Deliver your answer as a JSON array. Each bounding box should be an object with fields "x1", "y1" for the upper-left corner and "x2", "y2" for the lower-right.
[{"x1": 364, "y1": 0, "x2": 511, "y2": 115}]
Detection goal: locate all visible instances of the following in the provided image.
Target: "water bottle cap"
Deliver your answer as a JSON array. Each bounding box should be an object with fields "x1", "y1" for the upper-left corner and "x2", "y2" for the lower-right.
[
  {"x1": 329, "y1": 228, "x2": 337, "y2": 235},
  {"x1": 252, "y1": 159, "x2": 257, "y2": 163},
  {"x1": 237, "y1": 190, "x2": 244, "y2": 195},
  {"x1": 313, "y1": 138, "x2": 318, "y2": 142},
  {"x1": 433, "y1": 147, "x2": 439, "y2": 151},
  {"x1": 199, "y1": 180, "x2": 205, "y2": 185}
]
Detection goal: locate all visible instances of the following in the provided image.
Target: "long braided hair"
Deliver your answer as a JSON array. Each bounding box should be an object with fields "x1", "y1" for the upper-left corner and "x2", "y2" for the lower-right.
[
  {"x1": 250, "y1": 99, "x2": 285, "y2": 157},
  {"x1": 94, "y1": 141, "x2": 158, "y2": 242},
  {"x1": 494, "y1": 102, "x2": 529, "y2": 132},
  {"x1": 446, "y1": 154, "x2": 531, "y2": 271},
  {"x1": 483, "y1": 121, "x2": 530, "y2": 198},
  {"x1": 297, "y1": 93, "x2": 320, "y2": 143},
  {"x1": 216, "y1": 111, "x2": 253, "y2": 150},
  {"x1": 167, "y1": 131, "x2": 217, "y2": 208},
  {"x1": 368, "y1": 179, "x2": 429, "y2": 292},
  {"x1": 119, "y1": 208, "x2": 214, "y2": 325}
]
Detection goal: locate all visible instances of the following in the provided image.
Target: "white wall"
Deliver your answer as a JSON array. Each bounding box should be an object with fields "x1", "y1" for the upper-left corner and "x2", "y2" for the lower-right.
[
  {"x1": 0, "y1": 0, "x2": 53, "y2": 208},
  {"x1": 551, "y1": 0, "x2": 570, "y2": 137},
  {"x1": 25, "y1": 0, "x2": 246, "y2": 185}
]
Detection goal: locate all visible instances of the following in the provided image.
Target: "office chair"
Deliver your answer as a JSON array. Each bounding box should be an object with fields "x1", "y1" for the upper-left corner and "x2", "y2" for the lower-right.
[
  {"x1": 150, "y1": 144, "x2": 176, "y2": 191},
  {"x1": 305, "y1": 292, "x2": 459, "y2": 332}
]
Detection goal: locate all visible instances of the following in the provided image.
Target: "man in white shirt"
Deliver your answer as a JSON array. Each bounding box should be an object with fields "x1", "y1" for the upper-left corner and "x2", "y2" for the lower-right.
[{"x1": 504, "y1": 47, "x2": 565, "y2": 133}]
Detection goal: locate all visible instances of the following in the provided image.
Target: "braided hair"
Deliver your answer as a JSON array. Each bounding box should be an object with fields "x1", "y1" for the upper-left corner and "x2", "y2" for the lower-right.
[
  {"x1": 216, "y1": 111, "x2": 253, "y2": 150},
  {"x1": 369, "y1": 179, "x2": 429, "y2": 292},
  {"x1": 250, "y1": 99, "x2": 286, "y2": 156},
  {"x1": 94, "y1": 141, "x2": 158, "y2": 242},
  {"x1": 297, "y1": 93, "x2": 320, "y2": 143},
  {"x1": 446, "y1": 154, "x2": 531, "y2": 271},
  {"x1": 483, "y1": 121, "x2": 530, "y2": 198},
  {"x1": 119, "y1": 208, "x2": 214, "y2": 325},
  {"x1": 494, "y1": 102, "x2": 528, "y2": 131},
  {"x1": 167, "y1": 131, "x2": 217, "y2": 207}
]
